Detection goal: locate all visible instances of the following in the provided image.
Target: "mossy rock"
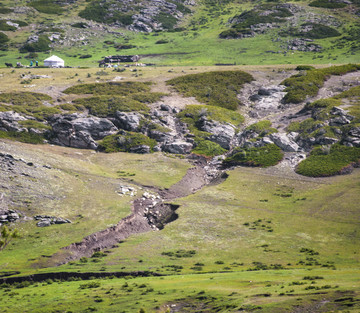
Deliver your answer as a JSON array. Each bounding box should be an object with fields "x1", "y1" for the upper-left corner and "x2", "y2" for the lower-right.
[{"x1": 224, "y1": 144, "x2": 284, "y2": 167}]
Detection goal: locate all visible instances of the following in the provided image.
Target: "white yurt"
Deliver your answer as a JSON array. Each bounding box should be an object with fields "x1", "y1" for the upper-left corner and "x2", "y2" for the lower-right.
[{"x1": 44, "y1": 55, "x2": 64, "y2": 67}]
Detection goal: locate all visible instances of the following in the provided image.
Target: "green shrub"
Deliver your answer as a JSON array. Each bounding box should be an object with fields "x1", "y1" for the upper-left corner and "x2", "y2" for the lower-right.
[
  {"x1": 282, "y1": 64, "x2": 360, "y2": 104},
  {"x1": 296, "y1": 144, "x2": 360, "y2": 177},
  {"x1": 305, "y1": 98, "x2": 341, "y2": 110},
  {"x1": 0, "y1": 21, "x2": 17, "y2": 31},
  {"x1": 73, "y1": 96, "x2": 149, "y2": 117},
  {"x1": 168, "y1": 71, "x2": 253, "y2": 110},
  {"x1": 28, "y1": 0, "x2": 64, "y2": 14},
  {"x1": 0, "y1": 92, "x2": 52, "y2": 106},
  {"x1": 224, "y1": 144, "x2": 284, "y2": 167},
  {"x1": 333, "y1": 86, "x2": 360, "y2": 99},
  {"x1": 79, "y1": 282, "x2": 101, "y2": 289},
  {"x1": 79, "y1": 1, "x2": 133, "y2": 25},
  {"x1": 0, "y1": 130, "x2": 45, "y2": 144},
  {"x1": 0, "y1": 7, "x2": 13, "y2": 14},
  {"x1": 246, "y1": 120, "x2": 277, "y2": 136},
  {"x1": 99, "y1": 132, "x2": 157, "y2": 153},
  {"x1": 309, "y1": 0, "x2": 347, "y2": 9},
  {"x1": 63, "y1": 82, "x2": 151, "y2": 95},
  {"x1": 20, "y1": 35, "x2": 51, "y2": 53},
  {"x1": 0, "y1": 32, "x2": 9, "y2": 50},
  {"x1": 18, "y1": 120, "x2": 51, "y2": 130},
  {"x1": 295, "y1": 65, "x2": 315, "y2": 71},
  {"x1": 192, "y1": 139, "x2": 226, "y2": 157},
  {"x1": 287, "y1": 118, "x2": 322, "y2": 134},
  {"x1": 71, "y1": 22, "x2": 89, "y2": 29},
  {"x1": 156, "y1": 13, "x2": 177, "y2": 30}
]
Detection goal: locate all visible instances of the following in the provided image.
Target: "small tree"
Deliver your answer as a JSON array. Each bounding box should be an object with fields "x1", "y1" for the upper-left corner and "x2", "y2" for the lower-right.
[{"x1": 0, "y1": 226, "x2": 19, "y2": 251}]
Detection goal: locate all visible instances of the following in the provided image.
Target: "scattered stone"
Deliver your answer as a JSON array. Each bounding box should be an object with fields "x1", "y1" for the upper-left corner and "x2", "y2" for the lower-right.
[
  {"x1": 117, "y1": 186, "x2": 137, "y2": 197},
  {"x1": 34, "y1": 215, "x2": 71, "y2": 227}
]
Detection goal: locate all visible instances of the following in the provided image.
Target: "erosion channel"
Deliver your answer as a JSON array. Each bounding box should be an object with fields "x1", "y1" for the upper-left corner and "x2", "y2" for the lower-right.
[{"x1": 53, "y1": 155, "x2": 227, "y2": 265}]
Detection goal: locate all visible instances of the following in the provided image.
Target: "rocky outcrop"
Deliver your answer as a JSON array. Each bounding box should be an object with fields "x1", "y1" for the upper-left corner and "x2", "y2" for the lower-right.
[
  {"x1": 0, "y1": 111, "x2": 27, "y2": 133},
  {"x1": 50, "y1": 114, "x2": 117, "y2": 149},
  {"x1": 114, "y1": 112, "x2": 142, "y2": 131},
  {"x1": 269, "y1": 132, "x2": 301, "y2": 152},
  {"x1": 287, "y1": 38, "x2": 322, "y2": 52},
  {"x1": 34, "y1": 215, "x2": 71, "y2": 227},
  {"x1": 163, "y1": 140, "x2": 193, "y2": 154},
  {"x1": 0, "y1": 209, "x2": 21, "y2": 226},
  {"x1": 197, "y1": 117, "x2": 236, "y2": 149}
]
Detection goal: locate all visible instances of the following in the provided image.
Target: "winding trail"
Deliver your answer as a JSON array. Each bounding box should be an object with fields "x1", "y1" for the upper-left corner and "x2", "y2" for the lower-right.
[{"x1": 51, "y1": 155, "x2": 224, "y2": 265}]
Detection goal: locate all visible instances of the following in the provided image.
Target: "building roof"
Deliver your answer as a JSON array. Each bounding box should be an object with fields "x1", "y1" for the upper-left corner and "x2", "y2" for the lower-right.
[{"x1": 44, "y1": 55, "x2": 64, "y2": 62}]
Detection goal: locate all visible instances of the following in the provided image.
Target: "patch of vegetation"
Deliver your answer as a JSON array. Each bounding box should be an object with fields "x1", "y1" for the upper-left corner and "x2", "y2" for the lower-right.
[
  {"x1": 156, "y1": 12, "x2": 177, "y2": 30},
  {"x1": 309, "y1": 0, "x2": 347, "y2": 9},
  {"x1": 71, "y1": 22, "x2": 89, "y2": 29},
  {"x1": 28, "y1": 0, "x2": 65, "y2": 15},
  {"x1": 18, "y1": 120, "x2": 51, "y2": 130},
  {"x1": 281, "y1": 23, "x2": 341, "y2": 39},
  {"x1": 167, "y1": 71, "x2": 253, "y2": 110},
  {"x1": 192, "y1": 139, "x2": 226, "y2": 157},
  {"x1": 287, "y1": 118, "x2": 323, "y2": 134},
  {"x1": 0, "y1": 130, "x2": 45, "y2": 144},
  {"x1": 20, "y1": 35, "x2": 51, "y2": 53},
  {"x1": 0, "y1": 20, "x2": 16, "y2": 31},
  {"x1": 224, "y1": 144, "x2": 284, "y2": 167},
  {"x1": 63, "y1": 82, "x2": 151, "y2": 95},
  {"x1": 281, "y1": 64, "x2": 360, "y2": 104},
  {"x1": 73, "y1": 95, "x2": 149, "y2": 117},
  {"x1": 79, "y1": 1, "x2": 133, "y2": 25},
  {"x1": 296, "y1": 65, "x2": 315, "y2": 71},
  {"x1": 99, "y1": 131, "x2": 157, "y2": 153},
  {"x1": 162, "y1": 250, "x2": 196, "y2": 258},
  {"x1": 296, "y1": 144, "x2": 360, "y2": 177},
  {"x1": 0, "y1": 7, "x2": 13, "y2": 14},
  {"x1": 0, "y1": 92, "x2": 52, "y2": 106},
  {"x1": 246, "y1": 120, "x2": 278, "y2": 137},
  {"x1": 0, "y1": 32, "x2": 9, "y2": 50}
]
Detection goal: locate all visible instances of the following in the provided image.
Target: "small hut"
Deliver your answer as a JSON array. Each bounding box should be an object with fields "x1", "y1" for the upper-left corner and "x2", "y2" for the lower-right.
[{"x1": 44, "y1": 55, "x2": 64, "y2": 68}]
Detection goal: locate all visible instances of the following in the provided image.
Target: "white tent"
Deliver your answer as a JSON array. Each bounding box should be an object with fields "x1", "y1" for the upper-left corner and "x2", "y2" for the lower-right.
[{"x1": 44, "y1": 55, "x2": 64, "y2": 67}]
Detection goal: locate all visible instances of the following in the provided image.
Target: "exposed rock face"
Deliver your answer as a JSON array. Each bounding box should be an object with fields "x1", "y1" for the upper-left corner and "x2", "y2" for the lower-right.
[
  {"x1": 50, "y1": 114, "x2": 117, "y2": 149},
  {"x1": 163, "y1": 140, "x2": 193, "y2": 154},
  {"x1": 0, "y1": 209, "x2": 21, "y2": 226},
  {"x1": 198, "y1": 117, "x2": 236, "y2": 149},
  {"x1": 115, "y1": 112, "x2": 142, "y2": 131},
  {"x1": 34, "y1": 215, "x2": 71, "y2": 227},
  {"x1": 287, "y1": 38, "x2": 322, "y2": 52},
  {"x1": 0, "y1": 111, "x2": 27, "y2": 132},
  {"x1": 129, "y1": 145, "x2": 151, "y2": 154},
  {"x1": 269, "y1": 132, "x2": 300, "y2": 152}
]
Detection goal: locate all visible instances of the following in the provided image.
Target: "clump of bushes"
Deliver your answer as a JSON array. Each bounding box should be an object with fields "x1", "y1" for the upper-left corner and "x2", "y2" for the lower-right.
[
  {"x1": 20, "y1": 35, "x2": 51, "y2": 53},
  {"x1": 295, "y1": 65, "x2": 315, "y2": 71},
  {"x1": 167, "y1": 71, "x2": 254, "y2": 110},
  {"x1": 0, "y1": 20, "x2": 17, "y2": 31},
  {"x1": 63, "y1": 82, "x2": 152, "y2": 96},
  {"x1": 224, "y1": 144, "x2": 284, "y2": 167},
  {"x1": 192, "y1": 139, "x2": 226, "y2": 157},
  {"x1": 296, "y1": 144, "x2": 360, "y2": 177},
  {"x1": 0, "y1": 130, "x2": 45, "y2": 144},
  {"x1": 246, "y1": 120, "x2": 277, "y2": 137},
  {"x1": 281, "y1": 64, "x2": 360, "y2": 104},
  {"x1": 71, "y1": 22, "x2": 89, "y2": 29},
  {"x1": 99, "y1": 131, "x2": 157, "y2": 153},
  {"x1": 73, "y1": 96, "x2": 149, "y2": 117},
  {"x1": 0, "y1": 32, "x2": 9, "y2": 50},
  {"x1": 309, "y1": 0, "x2": 347, "y2": 9},
  {"x1": 79, "y1": 1, "x2": 133, "y2": 25},
  {"x1": 161, "y1": 250, "x2": 196, "y2": 258},
  {"x1": 156, "y1": 13, "x2": 177, "y2": 30},
  {"x1": 28, "y1": 0, "x2": 65, "y2": 14}
]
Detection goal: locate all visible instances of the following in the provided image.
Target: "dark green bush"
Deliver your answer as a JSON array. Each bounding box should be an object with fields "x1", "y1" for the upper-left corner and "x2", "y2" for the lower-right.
[
  {"x1": 71, "y1": 22, "x2": 89, "y2": 29},
  {"x1": 0, "y1": 130, "x2": 45, "y2": 144},
  {"x1": 0, "y1": 92, "x2": 52, "y2": 106},
  {"x1": 73, "y1": 96, "x2": 149, "y2": 117},
  {"x1": 287, "y1": 118, "x2": 322, "y2": 134},
  {"x1": 28, "y1": 0, "x2": 64, "y2": 14},
  {"x1": 246, "y1": 120, "x2": 277, "y2": 136},
  {"x1": 301, "y1": 23, "x2": 341, "y2": 39},
  {"x1": 79, "y1": 54, "x2": 92, "y2": 59},
  {"x1": 99, "y1": 132, "x2": 157, "y2": 153},
  {"x1": 79, "y1": 1, "x2": 133, "y2": 25},
  {"x1": 309, "y1": 0, "x2": 347, "y2": 9},
  {"x1": 192, "y1": 139, "x2": 226, "y2": 157},
  {"x1": 295, "y1": 65, "x2": 315, "y2": 71},
  {"x1": 224, "y1": 144, "x2": 284, "y2": 167},
  {"x1": 296, "y1": 144, "x2": 360, "y2": 177},
  {"x1": 282, "y1": 64, "x2": 360, "y2": 104},
  {"x1": 0, "y1": 7, "x2": 13, "y2": 14},
  {"x1": 156, "y1": 12, "x2": 177, "y2": 30},
  {"x1": 63, "y1": 82, "x2": 151, "y2": 95},
  {"x1": 20, "y1": 35, "x2": 51, "y2": 53},
  {"x1": 0, "y1": 21, "x2": 17, "y2": 31},
  {"x1": 155, "y1": 39, "x2": 169, "y2": 44},
  {"x1": 168, "y1": 71, "x2": 253, "y2": 110}
]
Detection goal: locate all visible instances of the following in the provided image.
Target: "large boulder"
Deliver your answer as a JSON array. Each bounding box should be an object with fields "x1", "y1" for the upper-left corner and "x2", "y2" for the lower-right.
[
  {"x1": 163, "y1": 140, "x2": 193, "y2": 154},
  {"x1": 269, "y1": 133, "x2": 300, "y2": 152},
  {"x1": 0, "y1": 111, "x2": 27, "y2": 132},
  {"x1": 198, "y1": 117, "x2": 235, "y2": 149},
  {"x1": 115, "y1": 112, "x2": 142, "y2": 131},
  {"x1": 71, "y1": 117, "x2": 118, "y2": 139}
]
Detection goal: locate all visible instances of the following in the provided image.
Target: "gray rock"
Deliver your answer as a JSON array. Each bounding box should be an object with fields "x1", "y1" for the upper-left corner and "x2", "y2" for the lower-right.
[
  {"x1": 72, "y1": 117, "x2": 118, "y2": 139},
  {"x1": 115, "y1": 112, "x2": 142, "y2": 131},
  {"x1": 37, "y1": 220, "x2": 51, "y2": 227},
  {"x1": 269, "y1": 133, "x2": 300, "y2": 152},
  {"x1": 0, "y1": 111, "x2": 28, "y2": 132},
  {"x1": 349, "y1": 127, "x2": 360, "y2": 138},
  {"x1": 163, "y1": 141, "x2": 193, "y2": 154},
  {"x1": 129, "y1": 145, "x2": 151, "y2": 154},
  {"x1": 198, "y1": 117, "x2": 235, "y2": 149}
]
